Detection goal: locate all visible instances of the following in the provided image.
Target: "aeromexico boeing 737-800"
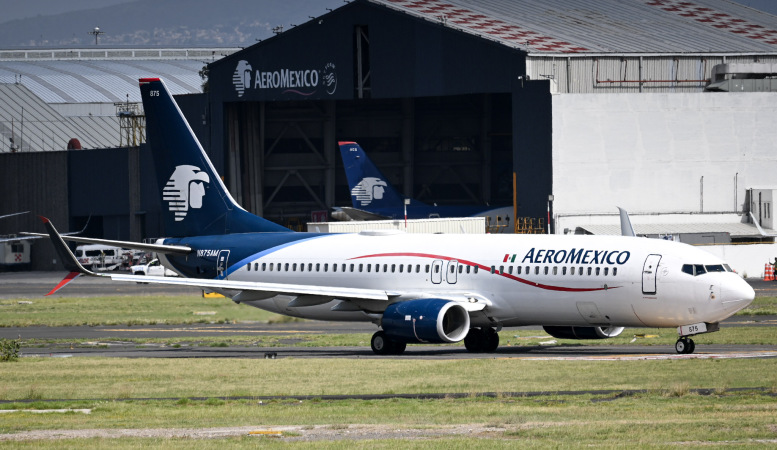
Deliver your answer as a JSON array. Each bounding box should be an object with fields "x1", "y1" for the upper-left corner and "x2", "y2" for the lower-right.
[{"x1": 32, "y1": 78, "x2": 754, "y2": 355}]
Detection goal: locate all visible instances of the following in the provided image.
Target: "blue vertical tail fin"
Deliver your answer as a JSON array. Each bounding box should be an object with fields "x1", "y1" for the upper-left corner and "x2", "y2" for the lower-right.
[
  {"x1": 338, "y1": 141, "x2": 420, "y2": 210},
  {"x1": 139, "y1": 78, "x2": 288, "y2": 236}
]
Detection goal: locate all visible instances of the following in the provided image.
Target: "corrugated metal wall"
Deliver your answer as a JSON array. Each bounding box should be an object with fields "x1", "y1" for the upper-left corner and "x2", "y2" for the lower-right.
[
  {"x1": 528, "y1": 54, "x2": 777, "y2": 93},
  {"x1": 0, "y1": 152, "x2": 69, "y2": 271}
]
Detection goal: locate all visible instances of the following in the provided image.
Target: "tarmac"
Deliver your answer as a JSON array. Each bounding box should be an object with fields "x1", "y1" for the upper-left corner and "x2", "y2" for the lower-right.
[{"x1": 1, "y1": 271, "x2": 775, "y2": 360}]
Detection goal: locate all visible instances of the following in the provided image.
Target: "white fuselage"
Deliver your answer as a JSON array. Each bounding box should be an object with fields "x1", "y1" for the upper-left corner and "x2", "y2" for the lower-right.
[{"x1": 216, "y1": 231, "x2": 754, "y2": 329}]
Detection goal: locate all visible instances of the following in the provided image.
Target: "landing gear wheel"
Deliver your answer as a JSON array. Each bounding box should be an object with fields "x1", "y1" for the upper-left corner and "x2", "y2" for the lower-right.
[
  {"x1": 371, "y1": 331, "x2": 406, "y2": 355},
  {"x1": 482, "y1": 327, "x2": 500, "y2": 353},
  {"x1": 464, "y1": 328, "x2": 485, "y2": 352},
  {"x1": 371, "y1": 331, "x2": 390, "y2": 355},
  {"x1": 675, "y1": 337, "x2": 695, "y2": 354},
  {"x1": 390, "y1": 341, "x2": 407, "y2": 355}
]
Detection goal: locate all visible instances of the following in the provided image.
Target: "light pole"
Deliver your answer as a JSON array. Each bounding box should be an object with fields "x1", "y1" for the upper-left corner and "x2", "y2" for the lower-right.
[{"x1": 547, "y1": 194, "x2": 554, "y2": 234}]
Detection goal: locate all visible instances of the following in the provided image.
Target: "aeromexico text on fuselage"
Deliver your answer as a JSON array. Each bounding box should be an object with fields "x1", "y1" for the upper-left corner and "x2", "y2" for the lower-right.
[{"x1": 509, "y1": 248, "x2": 631, "y2": 265}]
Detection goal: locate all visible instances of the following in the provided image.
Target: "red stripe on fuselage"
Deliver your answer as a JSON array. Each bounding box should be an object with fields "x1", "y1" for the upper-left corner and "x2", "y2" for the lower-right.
[{"x1": 350, "y1": 252, "x2": 617, "y2": 293}]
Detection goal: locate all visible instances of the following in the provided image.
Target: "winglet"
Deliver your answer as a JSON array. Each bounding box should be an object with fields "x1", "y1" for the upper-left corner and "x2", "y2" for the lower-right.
[
  {"x1": 749, "y1": 212, "x2": 775, "y2": 236},
  {"x1": 38, "y1": 216, "x2": 97, "y2": 276},
  {"x1": 617, "y1": 207, "x2": 637, "y2": 237},
  {"x1": 45, "y1": 272, "x2": 82, "y2": 296}
]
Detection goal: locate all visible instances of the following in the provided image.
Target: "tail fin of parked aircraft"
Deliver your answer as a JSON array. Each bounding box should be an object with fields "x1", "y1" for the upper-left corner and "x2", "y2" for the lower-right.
[
  {"x1": 139, "y1": 78, "x2": 288, "y2": 236},
  {"x1": 338, "y1": 141, "x2": 424, "y2": 210}
]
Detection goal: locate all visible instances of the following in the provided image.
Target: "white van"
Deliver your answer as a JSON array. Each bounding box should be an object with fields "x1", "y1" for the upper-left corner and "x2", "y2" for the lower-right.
[{"x1": 75, "y1": 244, "x2": 125, "y2": 270}]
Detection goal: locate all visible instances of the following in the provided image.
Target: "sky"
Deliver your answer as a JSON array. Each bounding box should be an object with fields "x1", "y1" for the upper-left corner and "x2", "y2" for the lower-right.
[
  {"x1": 2, "y1": 0, "x2": 776, "y2": 23},
  {"x1": 0, "y1": 0, "x2": 775, "y2": 48}
]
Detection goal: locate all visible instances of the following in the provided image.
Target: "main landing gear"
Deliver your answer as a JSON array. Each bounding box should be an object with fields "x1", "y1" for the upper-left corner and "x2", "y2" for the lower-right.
[
  {"x1": 370, "y1": 331, "x2": 407, "y2": 355},
  {"x1": 464, "y1": 327, "x2": 500, "y2": 353},
  {"x1": 675, "y1": 337, "x2": 695, "y2": 354}
]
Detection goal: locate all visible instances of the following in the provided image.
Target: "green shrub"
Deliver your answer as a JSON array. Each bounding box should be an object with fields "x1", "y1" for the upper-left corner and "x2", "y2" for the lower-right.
[{"x1": 0, "y1": 338, "x2": 20, "y2": 362}]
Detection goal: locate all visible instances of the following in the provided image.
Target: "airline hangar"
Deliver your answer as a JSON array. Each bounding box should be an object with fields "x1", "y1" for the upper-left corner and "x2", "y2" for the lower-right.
[{"x1": 204, "y1": 0, "x2": 777, "y2": 232}]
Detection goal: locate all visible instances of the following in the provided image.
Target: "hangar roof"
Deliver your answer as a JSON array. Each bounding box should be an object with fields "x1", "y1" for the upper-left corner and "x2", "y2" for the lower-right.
[
  {"x1": 373, "y1": 0, "x2": 777, "y2": 54},
  {"x1": 0, "y1": 83, "x2": 119, "y2": 151},
  {"x1": 579, "y1": 222, "x2": 764, "y2": 238},
  {"x1": 0, "y1": 48, "x2": 236, "y2": 104}
]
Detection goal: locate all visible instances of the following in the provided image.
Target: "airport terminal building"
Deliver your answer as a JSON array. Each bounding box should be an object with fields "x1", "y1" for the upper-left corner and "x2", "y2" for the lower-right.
[{"x1": 3, "y1": 0, "x2": 777, "y2": 270}]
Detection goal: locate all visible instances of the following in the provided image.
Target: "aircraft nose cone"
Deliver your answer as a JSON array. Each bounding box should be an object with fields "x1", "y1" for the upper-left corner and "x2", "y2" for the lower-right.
[{"x1": 721, "y1": 277, "x2": 755, "y2": 314}]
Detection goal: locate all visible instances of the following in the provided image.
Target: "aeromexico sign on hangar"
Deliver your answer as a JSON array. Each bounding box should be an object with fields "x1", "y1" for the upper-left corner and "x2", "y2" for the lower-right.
[{"x1": 230, "y1": 59, "x2": 342, "y2": 101}]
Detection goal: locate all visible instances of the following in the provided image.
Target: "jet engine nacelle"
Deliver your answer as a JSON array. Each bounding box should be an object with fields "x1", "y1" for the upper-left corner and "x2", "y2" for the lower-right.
[
  {"x1": 381, "y1": 298, "x2": 470, "y2": 344},
  {"x1": 542, "y1": 326, "x2": 625, "y2": 340}
]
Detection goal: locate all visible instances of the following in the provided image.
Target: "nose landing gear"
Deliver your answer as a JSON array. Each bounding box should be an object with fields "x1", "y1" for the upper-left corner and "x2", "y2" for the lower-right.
[
  {"x1": 675, "y1": 337, "x2": 695, "y2": 354},
  {"x1": 675, "y1": 322, "x2": 719, "y2": 354}
]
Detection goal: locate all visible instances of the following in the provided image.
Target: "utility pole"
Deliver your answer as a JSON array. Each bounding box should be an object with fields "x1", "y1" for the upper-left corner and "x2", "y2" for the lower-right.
[{"x1": 88, "y1": 27, "x2": 104, "y2": 45}]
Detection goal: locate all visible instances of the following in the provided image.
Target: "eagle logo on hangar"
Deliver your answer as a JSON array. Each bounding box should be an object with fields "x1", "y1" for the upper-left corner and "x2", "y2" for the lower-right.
[
  {"x1": 164, "y1": 165, "x2": 210, "y2": 221},
  {"x1": 232, "y1": 60, "x2": 252, "y2": 98}
]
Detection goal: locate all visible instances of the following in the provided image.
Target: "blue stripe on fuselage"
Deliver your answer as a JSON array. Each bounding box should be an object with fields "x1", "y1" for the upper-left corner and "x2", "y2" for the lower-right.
[{"x1": 162, "y1": 232, "x2": 333, "y2": 279}]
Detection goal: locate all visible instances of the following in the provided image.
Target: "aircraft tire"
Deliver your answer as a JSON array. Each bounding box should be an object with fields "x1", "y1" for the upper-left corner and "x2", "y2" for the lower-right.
[
  {"x1": 371, "y1": 331, "x2": 391, "y2": 355},
  {"x1": 482, "y1": 327, "x2": 500, "y2": 352},
  {"x1": 464, "y1": 328, "x2": 485, "y2": 353},
  {"x1": 675, "y1": 337, "x2": 695, "y2": 354},
  {"x1": 390, "y1": 341, "x2": 407, "y2": 355}
]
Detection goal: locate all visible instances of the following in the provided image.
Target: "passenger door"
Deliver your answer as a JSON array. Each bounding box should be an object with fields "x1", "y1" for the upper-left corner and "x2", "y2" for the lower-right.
[
  {"x1": 446, "y1": 260, "x2": 458, "y2": 284},
  {"x1": 642, "y1": 254, "x2": 662, "y2": 295},
  {"x1": 431, "y1": 259, "x2": 443, "y2": 284}
]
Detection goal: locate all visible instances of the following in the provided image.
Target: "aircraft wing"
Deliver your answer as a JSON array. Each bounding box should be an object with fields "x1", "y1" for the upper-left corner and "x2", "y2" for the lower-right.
[
  {"x1": 330, "y1": 207, "x2": 391, "y2": 221},
  {"x1": 39, "y1": 215, "x2": 389, "y2": 301},
  {"x1": 104, "y1": 273, "x2": 390, "y2": 301},
  {"x1": 19, "y1": 232, "x2": 191, "y2": 255},
  {"x1": 0, "y1": 211, "x2": 29, "y2": 220},
  {"x1": 37, "y1": 217, "x2": 492, "y2": 313},
  {"x1": 0, "y1": 214, "x2": 90, "y2": 244}
]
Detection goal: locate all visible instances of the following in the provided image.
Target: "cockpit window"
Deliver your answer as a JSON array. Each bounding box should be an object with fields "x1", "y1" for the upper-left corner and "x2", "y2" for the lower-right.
[
  {"x1": 682, "y1": 264, "x2": 716, "y2": 276},
  {"x1": 723, "y1": 264, "x2": 733, "y2": 272}
]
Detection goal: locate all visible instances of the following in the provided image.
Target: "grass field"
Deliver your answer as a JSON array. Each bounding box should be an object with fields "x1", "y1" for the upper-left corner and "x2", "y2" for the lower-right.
[
  {"x1": 2, "y1": 294, "x2": 775, "y2": 327},
  {"x1": 1, "y1": 294, "x2": 776, "y2": 446},
  {"x1": 1, "y1": 358, "x2": 776, "y2": 446}
]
